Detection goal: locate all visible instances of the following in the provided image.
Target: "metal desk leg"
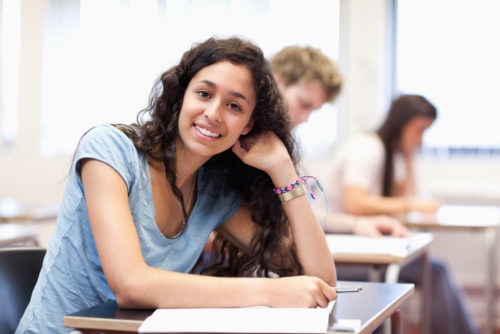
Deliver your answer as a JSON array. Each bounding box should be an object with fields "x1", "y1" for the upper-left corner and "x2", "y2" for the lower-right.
[
  {"x1": 368, "y1": 265, "x2": 384, "y2": 282},
  {"x1": 385, "y1": 263, "x2": 401, "y2": 284},
  {"x1": 382, "y1": 264, "x2": 401, "y2": 334},
  {"x1": 485, "y1": 226, "x2": 498, "y2": 334},
  {"x1": 390, "y1": 309, "x2": 403, "y2": 334},
  {"x1": 420, "y1": 252, "x2": 431, "y2": 334}
]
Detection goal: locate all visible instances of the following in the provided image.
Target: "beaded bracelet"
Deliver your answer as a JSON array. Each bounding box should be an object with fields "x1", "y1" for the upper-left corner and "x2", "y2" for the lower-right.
[
  {"x1": 273, "y1": 175, "x2": 329, "y2": 227},
  {"x1": 273, "y1": 175, "x2": 320, "y2": 199}
]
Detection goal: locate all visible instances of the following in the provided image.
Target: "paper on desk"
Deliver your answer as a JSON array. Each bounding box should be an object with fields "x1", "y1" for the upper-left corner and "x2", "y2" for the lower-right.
[
  {"x1": 326, "y1": 234, "x2": 410, "y2": 257},
  {"x1": 407, "y1": 205, "x2": 500, "y2": 226},
  {"x1": 138, "y1": 301, "x2": 335, "y2": 333}
]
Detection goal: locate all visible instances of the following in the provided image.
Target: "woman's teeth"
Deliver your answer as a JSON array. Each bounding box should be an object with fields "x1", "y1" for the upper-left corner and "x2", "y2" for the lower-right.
[{"x1": 195, "y1": 125, "x2": 220, "y2": 138}]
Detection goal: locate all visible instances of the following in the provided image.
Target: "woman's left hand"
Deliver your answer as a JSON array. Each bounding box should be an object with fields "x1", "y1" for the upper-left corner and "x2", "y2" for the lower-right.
[{"x1": 232, "y1": 131, "x2": 292, "y2": 175}]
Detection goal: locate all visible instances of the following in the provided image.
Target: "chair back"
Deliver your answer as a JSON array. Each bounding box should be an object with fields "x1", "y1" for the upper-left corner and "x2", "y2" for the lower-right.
[{"x1": 0, "y1": 247, "x2": 46, "y2": 334}]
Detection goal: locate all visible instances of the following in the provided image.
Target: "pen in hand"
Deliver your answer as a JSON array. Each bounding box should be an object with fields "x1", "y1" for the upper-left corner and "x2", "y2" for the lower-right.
[{"x1": 333, "y1": 286, "x2": 363, "y2": 293}]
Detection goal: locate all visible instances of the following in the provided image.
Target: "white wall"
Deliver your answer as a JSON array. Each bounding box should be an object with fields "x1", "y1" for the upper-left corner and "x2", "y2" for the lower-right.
[{"x1": 1, "y1": 0, "x2": 71, "y2": 205}]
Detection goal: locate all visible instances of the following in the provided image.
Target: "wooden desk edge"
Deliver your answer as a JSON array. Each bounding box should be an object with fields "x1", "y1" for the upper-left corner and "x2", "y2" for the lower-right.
[
  {"x1": 64, "y1": 284, "x2": 416, "y2": 334},
  {"x1": 64, "y1": 315, "x2": 143, "y2": 332}
]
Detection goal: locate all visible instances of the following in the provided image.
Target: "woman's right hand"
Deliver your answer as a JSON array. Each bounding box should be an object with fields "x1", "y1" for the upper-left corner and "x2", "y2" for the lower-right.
[{"x1": 266, "y1": 276, "x2": 337, "y2": 308}]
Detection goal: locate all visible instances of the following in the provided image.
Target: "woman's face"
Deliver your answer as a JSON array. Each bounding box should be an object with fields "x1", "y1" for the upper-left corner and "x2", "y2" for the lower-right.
[
  {"x1": 277, "y1": 79, "x2": 327, "y2": 128},
  {"x1": 177, "y1": 60, "x2": 256, "y2": 159},
  {"x1": 399, "y1": 115, "x2": 435, "y2": 154}
]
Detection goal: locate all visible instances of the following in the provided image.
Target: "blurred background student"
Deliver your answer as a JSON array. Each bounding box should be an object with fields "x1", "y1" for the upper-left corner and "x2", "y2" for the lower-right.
[
  {"x1": 325, "y1": 94, "x2": 441, "y2": 216},
  {"x1": 270, "y1": 45, "x2": 410, "y2": 237},
  {"x1": 324, "y1": 94, "x2": 480, "y2": 334}
]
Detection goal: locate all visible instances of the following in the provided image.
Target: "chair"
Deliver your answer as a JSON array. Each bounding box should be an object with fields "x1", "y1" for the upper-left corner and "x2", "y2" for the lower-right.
[{"x1": 0, "y1": 247, "x2": 46, "y2": 334}]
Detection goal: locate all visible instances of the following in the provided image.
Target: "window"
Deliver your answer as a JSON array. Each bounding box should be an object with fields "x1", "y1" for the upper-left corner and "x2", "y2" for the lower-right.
[
  {"x1": 396, "y1": 0, "x2": 500, "y2": 153},
  {"x1": 0, "y1": 0, "x2": 21, "y2": 150},
  {"x1": 40, "y1": 0, "x2": 340, "y2": 157}
]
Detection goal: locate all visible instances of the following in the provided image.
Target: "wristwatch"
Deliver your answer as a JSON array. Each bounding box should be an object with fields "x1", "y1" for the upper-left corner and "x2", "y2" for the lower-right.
[{"x1": 278, "y1": 184, "x2": 306, "y2": 202}]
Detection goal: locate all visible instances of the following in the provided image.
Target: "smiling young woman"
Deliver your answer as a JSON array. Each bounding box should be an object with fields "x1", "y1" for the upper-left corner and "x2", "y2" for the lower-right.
[
  {"x1": 16, "y1": 37, "x2": 336, "y2": 334},
  {"x1": 177, "y1": 61, "x2": 255, "y2": 160}
]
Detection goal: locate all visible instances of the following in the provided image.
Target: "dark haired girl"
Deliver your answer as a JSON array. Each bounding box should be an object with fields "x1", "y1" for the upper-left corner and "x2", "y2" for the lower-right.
[
  {"x1": 326, "y1": 94, "x2": 479, "y2": 334},
  {"x1": 17, "y1": 37, "x2": 336, "y2": 333}
]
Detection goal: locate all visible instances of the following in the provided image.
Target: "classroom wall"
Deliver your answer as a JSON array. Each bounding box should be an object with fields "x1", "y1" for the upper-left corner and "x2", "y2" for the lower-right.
[{"x1": 0, "y1": 0, "x2": 70, "y2": 205}]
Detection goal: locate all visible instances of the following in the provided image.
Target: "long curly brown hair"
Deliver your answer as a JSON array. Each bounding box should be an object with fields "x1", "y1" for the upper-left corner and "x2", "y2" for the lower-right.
[{"x1": 116, "y1": 37, "x2": 303, "y2": 278}]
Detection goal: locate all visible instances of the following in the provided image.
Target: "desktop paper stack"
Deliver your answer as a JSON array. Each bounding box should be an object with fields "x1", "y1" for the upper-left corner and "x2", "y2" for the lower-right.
[{"x1": 138, "y1": 301, "x2": 335, "y2": 333}]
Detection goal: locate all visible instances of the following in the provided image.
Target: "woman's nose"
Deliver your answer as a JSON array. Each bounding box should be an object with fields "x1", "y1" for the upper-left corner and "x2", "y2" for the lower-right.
[{"x1": 204, "y1": 101, "x2": 222, "y2": 122}]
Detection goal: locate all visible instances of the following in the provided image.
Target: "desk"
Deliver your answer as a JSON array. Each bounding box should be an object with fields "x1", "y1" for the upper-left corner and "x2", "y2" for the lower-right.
[
  {"x1": 327, "y1": 232, "x2": 433, "y2": 334},
  {"x1": 401, "y1": 204, "x2": 500, "y2": 334},
  {"x1": 63, "y1": 281, "x2": 415, "y2": 334},
  {"x1": 0, "y1": 223, "x2": 40, "y2": 246},
  {"x1": 0, "y1": 197, "x2": 58, "y2": 222}
]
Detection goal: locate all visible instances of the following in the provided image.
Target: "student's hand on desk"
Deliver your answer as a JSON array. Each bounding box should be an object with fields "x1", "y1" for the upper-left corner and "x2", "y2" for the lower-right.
[
  {"x1": 353, "y1": 215, "x2": 410, "y2": 238},
  {"x1": 267, "y1": 276, "x2": 337, "y2": 308}
]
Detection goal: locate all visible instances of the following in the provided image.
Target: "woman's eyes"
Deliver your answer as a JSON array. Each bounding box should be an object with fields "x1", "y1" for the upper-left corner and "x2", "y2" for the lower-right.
[
  {"x1": 228, "y1": 103, "x2": 242, "y2": 112},
  {"x1": 197, "y1": 90, "x2": 210, "y2": 99},
  {"x1": 197, "y1": 90, "x2": 242, "y2": 112}
]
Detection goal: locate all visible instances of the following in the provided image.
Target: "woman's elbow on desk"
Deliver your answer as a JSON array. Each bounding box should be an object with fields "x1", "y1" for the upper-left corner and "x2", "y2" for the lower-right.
[{"x1": 108, "y1": 265, "x2": 162, "y2": 309}]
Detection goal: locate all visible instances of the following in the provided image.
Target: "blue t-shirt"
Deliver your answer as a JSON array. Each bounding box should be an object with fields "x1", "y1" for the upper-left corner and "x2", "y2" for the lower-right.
[{"x1": 16, "y1": 124, "x2": 243, "y2": 333}]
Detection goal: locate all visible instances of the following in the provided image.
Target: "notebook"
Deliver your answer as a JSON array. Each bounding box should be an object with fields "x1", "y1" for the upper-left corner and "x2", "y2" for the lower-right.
[{"x1": 138, "y1": 301, "x2": 335, "y2": 333}]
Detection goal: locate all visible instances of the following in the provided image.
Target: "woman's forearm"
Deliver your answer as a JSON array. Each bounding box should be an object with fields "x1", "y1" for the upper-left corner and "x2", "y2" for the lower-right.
[
  {"x1": 117, "y1": 267, "x2": 271, "y2": 308},
  {"x1": 343, "y1": 186, "x2": 409, "y2": 215},
  {"x1": 117, "y1": 266, "x2": 336, "y2": 309},
  {"x1": 268, "y1": 162, "x2": 336, "y2": 286}
]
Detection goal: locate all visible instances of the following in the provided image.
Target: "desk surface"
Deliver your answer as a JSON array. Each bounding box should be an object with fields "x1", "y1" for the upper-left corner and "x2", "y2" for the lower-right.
[
  {"x1": 0, "y1": 223, "x2": 40, "y2": 246},
  {"x1": 0, "y1": 197, "x2": 58, "y2": 222},
  {"x1": 64, "y1": 281, "x2": 414, "y2": 334},
  {"x1": 327, "y1": 232, "x2": 433, "y2": 265},
  {"x1": 402, "y1": 204, "x2": 500, "y2": 230}
]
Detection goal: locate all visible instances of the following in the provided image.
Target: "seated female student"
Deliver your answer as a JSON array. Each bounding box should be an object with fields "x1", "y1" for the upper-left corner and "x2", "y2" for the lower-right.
[
  {"x1": 16, "y1": 37, "x2": 336, "y2": 333},
  {"x1": 325, "y1": 94, "x2": 479, "y2": 334}
]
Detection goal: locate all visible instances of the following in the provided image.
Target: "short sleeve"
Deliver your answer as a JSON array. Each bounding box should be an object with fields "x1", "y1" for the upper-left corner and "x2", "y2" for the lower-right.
[
  {"x1": 341, "y1": 134, "x2": 385, "y2": 191},
  {"x1": 74, "y1": 124, "x2": 139, "y2": 193}
]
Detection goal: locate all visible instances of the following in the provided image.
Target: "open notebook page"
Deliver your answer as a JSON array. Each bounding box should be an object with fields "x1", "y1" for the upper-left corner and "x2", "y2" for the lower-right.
[{"x1": 138, "y1": 301, "x2": 335, "y2": 333}]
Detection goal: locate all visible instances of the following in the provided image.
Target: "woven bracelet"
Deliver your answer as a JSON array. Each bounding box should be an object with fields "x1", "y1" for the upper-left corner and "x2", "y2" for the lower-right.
[{"x1": 272, "y1": 175, "x2": 329, "y2": 227}]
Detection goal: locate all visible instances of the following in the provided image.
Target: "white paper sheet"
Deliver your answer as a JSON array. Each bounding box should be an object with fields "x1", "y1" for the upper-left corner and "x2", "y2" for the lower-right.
[
  {"x1": 138, "y1": 301, "x2": 335, "y2": 333},
  {"x1": 325, "y1": 234, "x2": 410, "y2": 257},
  {"x1": 407, "y1": 204, "x2": 500, "y2": 226}
]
